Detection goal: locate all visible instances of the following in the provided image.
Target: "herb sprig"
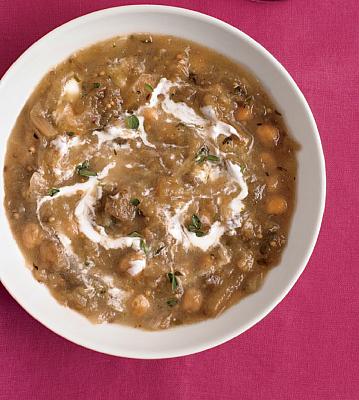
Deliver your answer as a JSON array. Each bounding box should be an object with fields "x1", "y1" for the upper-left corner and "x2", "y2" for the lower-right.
[
  {"x1": 167, "y1": 272, "x2": 178, "y2": 291},
  {"x1": 130, "y1": 198, "x2": 140, "y2": 206},
  {"x1": 194, "y1": 146, "x2": 220, "y2": 164},
  {"x1": 125, "y1": 115, "x2": 139, "y2": 130},
  {"x1": 129, "y1": 231, "x2": 149, "y2": 255},
  {"x1": 187, "y1": 214, "x2": 207, "y2": 237},
  {"x1": 75, "y1": 160, "x2": 97, "y2": 177},
  {"x1": 144, "y1": 83, "x2": 154, "y2": 92},
  {"x1": 167, "y1": 271, "x2": 183, "y2": 292},
  {"x1": 48, "y1": 188, "x2": 60, "y2": 197}
]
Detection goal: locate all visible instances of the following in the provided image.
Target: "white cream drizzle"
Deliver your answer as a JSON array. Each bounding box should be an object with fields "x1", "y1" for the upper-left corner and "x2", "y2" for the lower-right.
[
  {"x1": 226, "y1": 161, "x2": 249, "y2": 229},
  {"x1": 186, "y1": 222, "x2": 225, "y2": 252},
  {"x1": 36, "y1": 74, "x2": 252, "y2": 287},
  {"x1": 37, "y1": 164, "x2": 143, "y2": 256},
  {"x1": 164, "y1": 202, "x2": 225, "y2": 252},
  {"x1": 50, "y1": 134, "x2": 88, "y2": 180}
]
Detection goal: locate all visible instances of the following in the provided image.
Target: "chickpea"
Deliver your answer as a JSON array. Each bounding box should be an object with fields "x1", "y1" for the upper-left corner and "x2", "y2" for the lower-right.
[
  {"x1": 266, "y1": 195, "x2": 288, "y2": 215},
  {"x1": 234, "y1": 106, "x2": 252, "y2": 122},
  {"x1": 266, "y1": 175, "x2": 280, "y2": 192},
  {"x1": 256, "y1": 124, "x2": 279, "y2": 147},
  {"x1": 22, "y1": 223, "x2": 43, "y2": 249},
  {"x1": 260, "y1": 152, "x2": 277, "y2": 170},
  {"x1": 131, "y1": 294, "x2": 150, "y2": 316},
  {"x1": 182, "y1": 288, "x2": 203, "y2": 313}
]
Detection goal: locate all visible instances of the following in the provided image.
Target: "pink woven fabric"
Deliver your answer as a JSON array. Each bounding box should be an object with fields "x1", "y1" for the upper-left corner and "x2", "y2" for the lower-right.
[{"x1": 1, "y1": 1, "x2": 358, "y2": 399}]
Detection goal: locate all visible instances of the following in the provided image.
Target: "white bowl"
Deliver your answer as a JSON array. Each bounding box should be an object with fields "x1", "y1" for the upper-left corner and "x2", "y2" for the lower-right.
[{"x1": 0, "y1": 5, "x2": 326, "y2": 359}]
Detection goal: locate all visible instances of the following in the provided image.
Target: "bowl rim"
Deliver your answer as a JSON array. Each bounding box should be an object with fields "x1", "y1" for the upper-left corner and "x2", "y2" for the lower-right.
[{"x1": 0, "y1": 4, "x2": 326, "y2": 359}]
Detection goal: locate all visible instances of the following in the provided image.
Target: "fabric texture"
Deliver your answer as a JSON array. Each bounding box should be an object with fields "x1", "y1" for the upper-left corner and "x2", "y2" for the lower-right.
[{"x1": 0, "y1": 0, "x2": 358, "y2": 399}]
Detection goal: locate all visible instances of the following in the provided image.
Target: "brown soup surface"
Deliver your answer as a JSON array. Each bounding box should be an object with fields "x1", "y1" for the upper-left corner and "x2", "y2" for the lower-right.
[{"x1": 4, "y1": 34, "x2": 298, "y2": 329}]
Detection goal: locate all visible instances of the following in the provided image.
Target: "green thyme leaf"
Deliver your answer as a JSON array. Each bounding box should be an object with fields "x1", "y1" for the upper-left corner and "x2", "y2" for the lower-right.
[
  {"x1": 191, "y1": 214, "x2": 201, "y2": 230},
  {"x1": 194, "y1": 230, "x2": 207, "y2": 237},
  {"x1": 79, "y1": 169, "x2": 97, "y2": 177},
  {"x1": 194, "y1": 146, "x2": 209, "y2": 163},
  {"x1": 140, "y1": 239, "x2": 149, "y2": 254},
  {"x1": 144, "y1": 83, "x2": 154, "y2": 92},
  {"x1": 93, "y1": 82, "x2": 101, "y2": 88},
  {"x1": 66, "y1": 131, "x2": 75, "y2": 137},
  {"x1": 76, "y1": 160, "x2": 97, "y2": 177},
  {"x1": 125, "y1": 115, "x2": 139, "y2": 129},
  {"x1": 167, "y1": 272, "x2": 178, "y2": 291},
  {"x1": 206, "y1": 155, "x2": 220, "y2": 163},
  {"x1": 187, "y1": 214, "x2": 208, "y2": 237},
  {"x1": 48, "y1": 188, "x2": 60, "y2": 197},
  {"x1": 194, "y1": 146, "x2": 220, "y2": 164},
  {"x1": 130, "y1": 198, "x2": 140, "y2": 206}
]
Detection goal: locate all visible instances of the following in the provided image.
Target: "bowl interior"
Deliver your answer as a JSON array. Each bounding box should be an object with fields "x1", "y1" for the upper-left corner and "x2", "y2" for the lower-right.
[{"x1": 0, "y1": 5, "x2": 325, "y2": 358}]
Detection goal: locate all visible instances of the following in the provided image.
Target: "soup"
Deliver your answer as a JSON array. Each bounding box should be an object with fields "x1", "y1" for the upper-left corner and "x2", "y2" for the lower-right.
[{"x1": 3, "y1": 34, "x2": 298, "y2": 329}]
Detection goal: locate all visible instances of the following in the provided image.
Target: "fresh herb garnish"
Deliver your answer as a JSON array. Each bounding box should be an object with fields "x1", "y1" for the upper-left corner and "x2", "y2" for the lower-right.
[
  {"x1": 125, "y1": 115, "x2": 139, "y2": 130},
  {"x1": 129, "y1": 231, "x2": 148, "y2": 254},
  {"x1": 140, "y1": 239, "x2": 149, "y2": 254},
  {"x1": 166, "y1": 298, "x2": 178, "y2": 307},
  {"x1": 66, "y1": 131, "x2": 75, "y2": 137},
  {"x1": 48, "y1": 188, "x2": 60, "y2": 197},
  {"x1": 187, "y1": 214, "x2": 208, "y2": 237},
  {"x1": 144, "y1": 83, "x2": 154, "y2": 92},
  {"x1": 93, "y1": 82, "x2": 101, "y2": 89},
  {"x1": 206, "y1": 154, "x2": 220, "y2": 162},
  {"x1": 167, "y1": 272, "x2": 179, "y2": 291},
  {"x1": 194, "y1": 146, "x2": 220, "y2": 164},
  {"x1": 130, "y1": 198, "x2": 140, "y2": 206},
  {"x1": 75, "y1": 160, "x2": 97, "y2": 177},
  {"x1": 191, "y1": 214, "x2": 201, "y2": 230}
]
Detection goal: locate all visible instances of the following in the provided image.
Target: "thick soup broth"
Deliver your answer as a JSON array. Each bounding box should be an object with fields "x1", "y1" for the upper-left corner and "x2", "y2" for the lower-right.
[{"x1": 4, "y1": 34, "x2": 298, "y2": 329}]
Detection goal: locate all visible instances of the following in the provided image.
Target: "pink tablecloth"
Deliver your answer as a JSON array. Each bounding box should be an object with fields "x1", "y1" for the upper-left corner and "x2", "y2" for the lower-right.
[{"x1": 1, "y1": 0, "x2": 358, "y2": 399}]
